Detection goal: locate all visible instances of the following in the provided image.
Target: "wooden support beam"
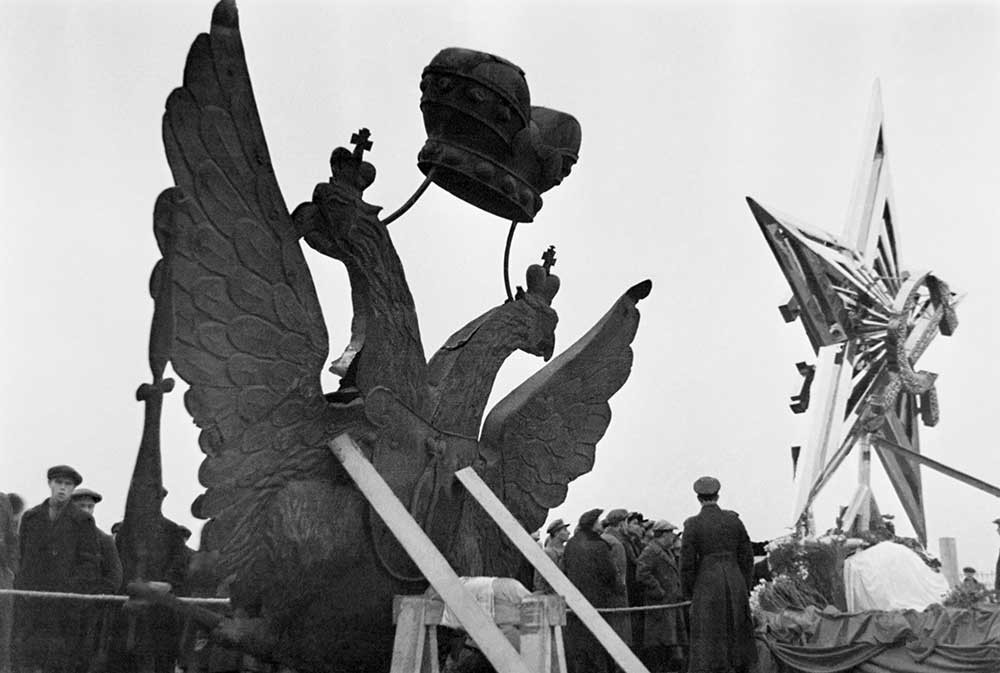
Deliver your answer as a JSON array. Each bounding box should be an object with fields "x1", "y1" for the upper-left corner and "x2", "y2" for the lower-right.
[
  {"x1": 856, "y1": 434, "x2": 873, "y2": 531},
  {"x1": 518, "y1": 595, "x2": 568, "y2": 673},
  {"x1": 874, "y1": 412, "x2": 926, "y2": 545},
  {"x1": 871, "y1": 436, "x2": 1000, "y2": 498},
  {"x1": 455, "y1": 467, "x2": 651, "y2": 673},
  {"x1": 841, "y1": 484, "x2": 871, "y2": 536},
  {"x1": 938, "y1": 538, "x2": 959, "y2": 588},
  {"x1": 329, "y1": 434, "x2": 533, "y2": 673},
  {"x1": 792, "y1": 343, "x2": 853, "y2": 527},
  {"x1": 390, "y1": 596, "x2": 438, "y2": 673}
]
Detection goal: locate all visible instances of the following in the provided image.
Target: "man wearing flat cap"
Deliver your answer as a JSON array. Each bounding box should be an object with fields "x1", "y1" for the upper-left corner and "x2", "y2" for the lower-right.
[
  {"x1": 680, "y1": 477, "x2": 755, "y2": 673},
  {"x1": 72, "y1": 488, "x2": 124, "y2": 671},
  {"x1": 624, "y1": 512, "x2": 648, "y2": 649},
  {"x1": 637, "y1": 521, "x2": 686, "y2": 672},
  {"x1": 71, "y1": 489, "x2": 123, "y2": 595},
  {"x1": 600, "y1": 507, "x2": 634, "y2": 648},
  {"x1": 534, "y1": 519, "x2": 571, "y2": 594},
  {"x1": 562, "y1": 509, "x2": 619, "y2": 673},
  {"x1": 13, "y1": 465, "x2": 100, "y2": 673}
]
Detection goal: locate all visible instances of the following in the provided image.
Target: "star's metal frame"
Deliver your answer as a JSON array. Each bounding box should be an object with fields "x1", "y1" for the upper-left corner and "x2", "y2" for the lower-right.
[{"x1": 748, "y1": 82, "x2": 960, "y2": 545}]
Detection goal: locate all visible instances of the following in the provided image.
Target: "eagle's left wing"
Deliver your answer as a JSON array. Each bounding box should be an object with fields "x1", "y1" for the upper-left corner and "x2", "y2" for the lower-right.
[{"x1": 472, "y1": 280, "x2": 650, "y2": 577}]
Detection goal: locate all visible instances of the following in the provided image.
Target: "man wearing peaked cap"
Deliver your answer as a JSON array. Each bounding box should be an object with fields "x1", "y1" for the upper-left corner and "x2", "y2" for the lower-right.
[
  {"x1": 637, "y1": 519, "x2": 686, "y2": 671},
  {"x1": 626, "y1": 511, "x2": 647, "y2": 546},
  {"x1": 692, "y1": 476, "x2": 720, "y2": 496},
  {"x1": 534, "y1": 519, "x2": 571, "y2": 594},
  {"x1": 562, "y1": 509, "x2": 618, "y2": 673},
  {"x1": 681, "y1": 477, "x2": 755, "y2": 673},
  {"x1": 546, "y1": 518, "x2": 569, "y2": 537},
  {"x1": 71, "y1": 488, "x2": 124, "y2": 668},
  {"x1": 47, "y1": 464, "x2": 83, "y2": 487},
  {"x1": 601, "y1": 508, "x2": 635, "y2": 648},
  {"x1": 71, "y1": 489, "x2": 122, "y2": 593},
  {"x1": 71, "y1": 487, "x2": 102, "y2": 505},
  {"x1": 13, "y1": 465, "x2": 100, "y2": 673},
  {"x1": 651, "y1": 519, "x2": 678, "y2": 533}
]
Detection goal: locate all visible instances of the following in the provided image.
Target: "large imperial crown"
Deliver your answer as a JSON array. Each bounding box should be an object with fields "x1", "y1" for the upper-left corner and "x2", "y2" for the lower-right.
[{"x1": 418, "y1": 48, "x2": 581, "y2": 222}]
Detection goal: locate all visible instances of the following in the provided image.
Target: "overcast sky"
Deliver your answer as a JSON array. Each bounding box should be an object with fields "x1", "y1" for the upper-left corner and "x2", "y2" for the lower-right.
[{"x1": 2, "y1": 1, "x2": 998, "y2": 576}]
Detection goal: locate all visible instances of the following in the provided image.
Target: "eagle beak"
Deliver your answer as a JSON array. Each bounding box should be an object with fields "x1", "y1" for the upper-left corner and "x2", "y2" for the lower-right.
[{"x1": 541, "y1": 336, "x2": 555, "y2": 362}]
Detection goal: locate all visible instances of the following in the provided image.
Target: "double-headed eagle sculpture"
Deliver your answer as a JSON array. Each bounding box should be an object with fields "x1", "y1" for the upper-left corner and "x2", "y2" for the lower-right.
[{"x1": 123, "y1": 2, "x2": 649, "y2": 670}]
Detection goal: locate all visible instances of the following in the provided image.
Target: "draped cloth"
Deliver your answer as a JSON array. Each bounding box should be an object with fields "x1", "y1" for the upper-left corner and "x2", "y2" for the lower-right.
[{"x1": 755, "y1": 604, "x2": 1000, "y2": 673}]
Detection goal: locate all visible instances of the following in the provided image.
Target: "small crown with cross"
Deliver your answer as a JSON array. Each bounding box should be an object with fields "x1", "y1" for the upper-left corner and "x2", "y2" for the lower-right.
[
  {"x1": 417, "y1": 48, "x2": 580, "y2": 223},
  {"x1": 516, "y1": 246, "x2": 560, "y2": 305},
  {"x1": 328, "y1": 128, "x2": 377, "y2": 193}
]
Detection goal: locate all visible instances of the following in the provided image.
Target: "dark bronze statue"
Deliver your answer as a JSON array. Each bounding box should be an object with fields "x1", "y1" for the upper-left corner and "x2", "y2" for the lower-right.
[{"x1": 127, "y1": 2, "x2": 649, "y2": 670}]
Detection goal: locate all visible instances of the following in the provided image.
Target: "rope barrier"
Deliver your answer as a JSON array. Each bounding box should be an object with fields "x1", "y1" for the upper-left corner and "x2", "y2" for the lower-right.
[
  {"x1": 0, "y1": 589, "x2": 229, "y2": 606},
  {"x1": 0, "y1": 590, "x2": 686, "y2": 613},
  {"x1": 589, "y1": 600, "x2": 690, "y2": 614}
]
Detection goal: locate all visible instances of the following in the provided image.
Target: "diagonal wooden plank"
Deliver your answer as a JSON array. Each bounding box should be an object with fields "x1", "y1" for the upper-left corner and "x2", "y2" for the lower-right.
[
  {"x1": 879, "y1": 412, "x2": 927, "y2": 545},
  {"x1": 873, "y1": 435, "x2": 1000, "y2": 498},
  {"x1": 329, "y1": 434, "x2": 533, "y2": 673},
  {"x1": 455, "y1": 467, "x2": 651, "y2": 673}
]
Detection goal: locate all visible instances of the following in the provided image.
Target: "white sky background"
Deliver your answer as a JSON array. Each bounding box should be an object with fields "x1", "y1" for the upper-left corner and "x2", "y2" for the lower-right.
[{"x1": 1, "y1": 1, "x2": 998, "y2": 575}]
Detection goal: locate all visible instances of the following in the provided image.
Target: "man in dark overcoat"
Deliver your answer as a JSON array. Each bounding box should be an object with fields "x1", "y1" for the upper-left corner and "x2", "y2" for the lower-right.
[
  {"x1": 680, "y1": 476, "x2": 756, "y2": 673},
  {"x1": 534, "y1": 519, "x2": 570, "y2": 594},
  {"x1": 624, "y1": 512, "x2": 648, "y2": 650},
  {"x1": 562, "y1": 508, "x2": 618, "y2": 673},
  {"x1": 70, "y1": 489, "x2": 122, "y2": 594},
  {"x1": 600, "y1": 508, "x2": 632, "y2": 648},
  {"x1": 13, "y1": 465, "x2": 100, "y2": 673},
  {"x1": 636, "y1": 520, "x2": 686, "y2": 673},
  {"x1": 0, "y1": 492, "x2": 22, "y2": 673},
  {"x1": 71, "y1": 488, "x2": 123, "y2": 673}
]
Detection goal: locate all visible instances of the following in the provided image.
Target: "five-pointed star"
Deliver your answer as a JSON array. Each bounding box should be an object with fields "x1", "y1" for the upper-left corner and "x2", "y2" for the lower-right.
[{"x1": 746, "y1": 82, "x2": 959, "y2": 545}]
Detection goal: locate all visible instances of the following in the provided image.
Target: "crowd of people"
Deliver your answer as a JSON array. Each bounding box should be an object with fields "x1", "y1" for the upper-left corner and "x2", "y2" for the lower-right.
[
  {"x1": 0, "y1": 465, "x2": 207, "y2": 673},
  {"x1": 514, "y1": 476, "x2": 758, "y2": 673},
  {"x1": 2, "y1": 465, "x2": 763, "y2": 673}
]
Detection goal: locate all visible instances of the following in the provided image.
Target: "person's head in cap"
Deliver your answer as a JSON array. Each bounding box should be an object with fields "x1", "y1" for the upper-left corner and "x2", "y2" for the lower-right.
[
  {"x1": 70, "y1": 488, "x2": 103, "y2": 515},
  {"x1": 641, "y1": 519, "x2": 656, "y2": 543},
  {"x1": 578, "y1": 508, "x2": 604, "y2": 534},
  {"x1": 960, "y1": 567, "x2": 983, "y2": 590},
  {"x1": 603, "y1": 508, "x2": 629, "y2": 534},
  {"x1": 625, "y1": 511, "x2": 645, "y2": 539},
  {"x1": 545, "y1": 517, "x2": 570, "y2": 544},
  {"x1": 693, "y1": 476, "x2": 721, "y2": 504},
  {"x1": 654, "y1": 520, "x2": 681, "y2": 550},
  {"x1": 46, "y1": 464, "x2": 82, "y2": 506},
  {"x1": 993, "y1": 517, "x2": 1000, "y2": 536}
]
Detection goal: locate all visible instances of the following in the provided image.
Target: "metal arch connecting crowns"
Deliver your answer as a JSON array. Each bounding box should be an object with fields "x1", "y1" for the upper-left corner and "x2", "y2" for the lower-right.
[{"x1": 418, "y1": 48, "x2": 581, "y2": 223}]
